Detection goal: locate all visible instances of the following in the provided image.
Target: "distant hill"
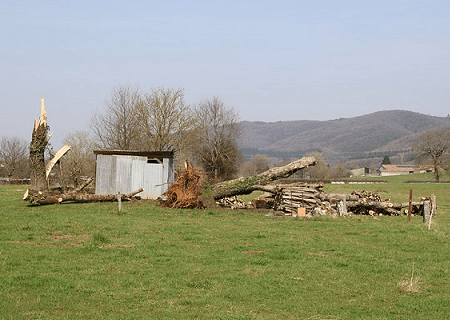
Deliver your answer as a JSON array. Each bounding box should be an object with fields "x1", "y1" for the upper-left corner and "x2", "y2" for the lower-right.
[{"x1": 240, "y1": 110, "x2": 450, "y2": 166}]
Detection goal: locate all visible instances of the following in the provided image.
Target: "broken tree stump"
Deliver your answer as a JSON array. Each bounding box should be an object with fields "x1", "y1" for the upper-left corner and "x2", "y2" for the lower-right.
[{"x1": 30, "y1": 99, "x2": 51, "y2": 192}]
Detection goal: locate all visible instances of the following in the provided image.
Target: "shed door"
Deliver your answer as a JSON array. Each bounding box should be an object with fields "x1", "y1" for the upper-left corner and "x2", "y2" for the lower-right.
[{"x1": 143, "y1": 163, "x2": 163, "y2": 199}]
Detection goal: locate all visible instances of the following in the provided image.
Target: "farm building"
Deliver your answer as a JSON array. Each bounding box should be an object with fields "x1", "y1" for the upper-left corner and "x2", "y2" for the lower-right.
[
  {"x1": 377, "y1": 164, "x2": 433, "y2": 176},
  {"x1": 94, "y1": 150, "x2": 174, "y2": 199},
  {"x1": 350, "y1": 167, "x2": 370, "y2": 177}
]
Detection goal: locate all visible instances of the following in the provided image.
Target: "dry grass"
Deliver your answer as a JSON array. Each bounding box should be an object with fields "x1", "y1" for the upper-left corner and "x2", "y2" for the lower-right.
[{"x1": 398, "y1": 263, "x2": 421, "y2": 293}]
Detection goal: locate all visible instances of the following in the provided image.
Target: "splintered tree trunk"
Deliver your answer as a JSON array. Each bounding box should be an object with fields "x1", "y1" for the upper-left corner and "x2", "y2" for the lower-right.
[
  {"x1": 211, "y1": 156, "x2": 316, "y2": 199},
  {"x1": 30, "y1": 99, "x2": 50, "y2": 191}
]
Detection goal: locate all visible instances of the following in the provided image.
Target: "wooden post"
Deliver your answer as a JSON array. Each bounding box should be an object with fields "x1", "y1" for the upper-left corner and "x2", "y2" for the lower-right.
[
  {"x1": 338, "y1": 199, "x2": 348, "y2": 216},
  {"x1": 423, "y1": 201, "x2": 431, "y2": 226},
  {"x1": 117, "y1": 192, "x2": 122, "y2": 212},
  {"x1": 407, "y1": 189, "x2": 412, "y2": 223}
]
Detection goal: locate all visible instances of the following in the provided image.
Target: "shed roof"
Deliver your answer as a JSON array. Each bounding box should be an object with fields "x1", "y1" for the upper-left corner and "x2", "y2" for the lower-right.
[{"x1": 94, "y1": 150, "x2": 174, "y2": 160}]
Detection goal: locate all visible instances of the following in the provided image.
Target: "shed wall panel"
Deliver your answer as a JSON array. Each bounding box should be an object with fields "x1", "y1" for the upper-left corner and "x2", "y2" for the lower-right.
[
  {"x1": 95, "y1": 154, "x2": 116, "y2": 195},
  {"x1": 95, "y1": 153, "x2": 174, "y2": 199},
  {"x1": 116, "y1": 156, "x2": 132, "y2": 194},
  {"x1": 131, "y1": 156, "x2": 146, "y2": 193}
]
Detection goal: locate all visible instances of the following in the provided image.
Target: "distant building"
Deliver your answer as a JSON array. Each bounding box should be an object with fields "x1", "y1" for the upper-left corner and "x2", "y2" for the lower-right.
[
  {"x1": 350, "y1": 167, "x2": 370, "y2": 177},
  {"x1": 377, "y1": 164, "x2": 433, "y2": 176},
  {"x1": 94, "y1": 150, "x2": 174, "y2": 199}
]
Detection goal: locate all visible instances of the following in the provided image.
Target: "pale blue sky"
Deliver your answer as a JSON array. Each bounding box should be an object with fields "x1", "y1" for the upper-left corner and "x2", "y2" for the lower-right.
[{"x1": 1, "y1": 0, "x2": 449, "y2": 146}]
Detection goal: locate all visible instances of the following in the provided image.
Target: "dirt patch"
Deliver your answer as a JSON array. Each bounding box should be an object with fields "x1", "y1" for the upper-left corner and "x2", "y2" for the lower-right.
[
  {"x1": 48, "y1": 234, "x2": 90, "y2": 240},
  {"x1": 242, "y1": 250, "x2": 263, "y2": 254},
  {"x1": 102, "y1": 244, "x2": 136, "y2": 249}
]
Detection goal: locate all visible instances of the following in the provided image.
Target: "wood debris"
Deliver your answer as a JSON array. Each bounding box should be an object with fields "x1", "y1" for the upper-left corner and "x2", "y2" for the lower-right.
[{"x1": 216, "y1": 196, "x2": 249, "y2": 209}]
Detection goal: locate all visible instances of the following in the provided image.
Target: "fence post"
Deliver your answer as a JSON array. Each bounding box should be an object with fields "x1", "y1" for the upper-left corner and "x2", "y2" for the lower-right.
[
  {"x1": 423, "y1": 201, "x2": 431, "y2": 225},
  {"x1": 407, "y1": 189, "x2": 412, "y2": 224},
  {"x1": 117, "y1": 192, "x2": 122, "y2": 212}
]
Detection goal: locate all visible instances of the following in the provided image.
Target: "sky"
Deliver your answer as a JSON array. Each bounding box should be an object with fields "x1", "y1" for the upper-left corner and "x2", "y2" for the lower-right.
[{"x1": 1, "y1": 0, "x2": 449, "y2": 148}]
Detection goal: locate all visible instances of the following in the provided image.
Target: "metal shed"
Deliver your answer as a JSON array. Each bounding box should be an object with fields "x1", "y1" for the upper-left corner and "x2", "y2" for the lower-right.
[{"x1": 94, "y1": 150, "x2": 174, "y2": 199}]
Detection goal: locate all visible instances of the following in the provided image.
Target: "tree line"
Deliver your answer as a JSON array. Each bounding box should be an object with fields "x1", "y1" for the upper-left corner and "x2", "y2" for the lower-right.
[
  {"x1": 1, "y1": 87, "x2": 450, "y2": 184},
  {"x1": 1, "y1": 86, "x2": 242, "y2": 185}
]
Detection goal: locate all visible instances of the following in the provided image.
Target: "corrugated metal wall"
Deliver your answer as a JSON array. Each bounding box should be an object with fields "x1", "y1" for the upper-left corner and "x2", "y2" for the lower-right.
[{"x1": 95, "y1": 154, "x2": 173, "y2": 199}]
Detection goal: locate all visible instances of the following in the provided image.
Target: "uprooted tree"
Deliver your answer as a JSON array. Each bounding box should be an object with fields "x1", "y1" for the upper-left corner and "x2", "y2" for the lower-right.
[{"x1": 159, "y1": 161, "x2": 206, "y2": 209}]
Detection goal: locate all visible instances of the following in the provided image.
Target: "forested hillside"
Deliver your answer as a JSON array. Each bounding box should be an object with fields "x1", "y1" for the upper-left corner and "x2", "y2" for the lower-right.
[{"x1": 240, "y1": 110, "x2": 450, "y2": 165}]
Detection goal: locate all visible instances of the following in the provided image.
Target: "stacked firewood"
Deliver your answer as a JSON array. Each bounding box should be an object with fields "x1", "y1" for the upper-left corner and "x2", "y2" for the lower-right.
[
  {"x1": 273, "y1": 185, "x2": 323, "y2": 214},
  {"x1": 262, "y1": 184, "x2": 428, "y2": 217}
]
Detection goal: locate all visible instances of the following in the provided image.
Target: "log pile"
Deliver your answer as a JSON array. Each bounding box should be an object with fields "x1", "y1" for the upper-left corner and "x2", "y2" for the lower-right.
[
  {"x1": 273, "y1": 184, "x2": 323, "y2": 214},
  {"x1": 216, "y1": 196, "x2": 249, "y2": 210},
  {"x1": 260, "y1": 185, "x2": 431, "y2": 217}
]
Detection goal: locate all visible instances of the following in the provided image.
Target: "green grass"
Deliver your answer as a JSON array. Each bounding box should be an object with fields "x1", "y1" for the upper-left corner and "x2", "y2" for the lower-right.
[{"x1": 1, "y1": 180, "x2": 450, "y2": 319}]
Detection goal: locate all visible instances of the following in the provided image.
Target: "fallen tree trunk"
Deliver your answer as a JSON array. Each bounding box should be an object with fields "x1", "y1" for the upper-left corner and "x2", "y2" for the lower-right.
[
  {"x1": 24, "y1": 188, "x2": 144, "y2": 205},
  {"x1": 211, "y1": 156, "x2": 316, "y2": 199},
  {"x1": 252, "y1": 182, "x2": 323, "y2": 194}
]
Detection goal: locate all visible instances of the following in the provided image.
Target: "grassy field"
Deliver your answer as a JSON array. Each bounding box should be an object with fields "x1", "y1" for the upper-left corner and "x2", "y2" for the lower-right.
[{"x1": 1, "y1": 176, "x2": 450, "y2": 319}]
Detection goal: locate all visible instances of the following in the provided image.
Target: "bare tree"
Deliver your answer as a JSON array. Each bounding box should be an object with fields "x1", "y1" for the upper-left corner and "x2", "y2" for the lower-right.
[
  {"x1": 304, "y1": 152, "x2": 330, "y2": 180},
  {"x1": 60, "y1": 131, "x2": 96, "y2": 188},
  {"x1": 192, "y1": 97, "x2": 242, "y2": 182},
  {"x1": 0, "y1": 136, "x2": 29, "y2": 179},
  {"x1": 136, "y1": 88, "x2": 195, "y2": 152},
  {"x1": 413, "y1": 128, "x2": 450, "y2": 182},
  {"x1": 239, "y1": 154, "x2": 271, "y2": 177},
  {"x1": 330, "y1": 162, "x2": 350, "y2": 179},
  {"x1": 91, "y1": 85, "x2": 141, "y2": 150}
]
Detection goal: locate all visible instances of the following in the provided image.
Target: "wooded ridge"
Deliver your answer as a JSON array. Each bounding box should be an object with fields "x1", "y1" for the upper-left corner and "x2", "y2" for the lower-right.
[{"x1": 240, "y1": 110, "x2": 450, "y2": 164}]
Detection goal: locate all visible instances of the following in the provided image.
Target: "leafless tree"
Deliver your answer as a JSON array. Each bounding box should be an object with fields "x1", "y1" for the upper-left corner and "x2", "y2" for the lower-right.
[
  {"x1": 192, "y1": 97, "x2": 242, "y2": 182},
  {"x1": 0, "y1": 136, "x2": 29, "y2": 179},
  {"x1": 413, "y1": 128, "x2": 450, "y2": 182},
  {"x1": 60, "y1": 131, "x2": 96, "y2": 188},
  {"x1": 304, "y1": 152, "x2": 330, "y2": 180},
  {"x1": 330, "y1": 162, "x2": 350, "y2": 179},
  {"x1": 136, "y1": 88, "x2": 195, "y2": 152},
  {"x1": 91, "y1": 85, "x2": 141, "y2": 150},
  {"x1": 239, "y1": 154, "x2": 271, "y2": 177}
]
